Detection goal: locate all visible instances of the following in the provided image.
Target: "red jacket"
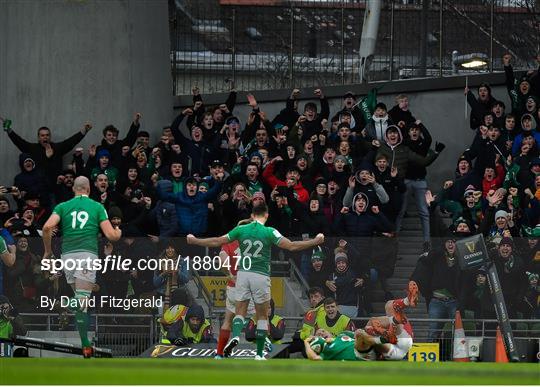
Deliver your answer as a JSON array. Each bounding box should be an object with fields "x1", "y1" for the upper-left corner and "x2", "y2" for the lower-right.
[
  {"x1": 482, "y1": 164, "x2": 505, "y2": 197},
  {"x1": 262, "y1": 161, "x2": 309, "y2": 203}
]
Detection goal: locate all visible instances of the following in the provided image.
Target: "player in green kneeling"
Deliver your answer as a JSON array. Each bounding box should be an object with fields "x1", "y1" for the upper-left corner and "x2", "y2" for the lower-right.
[
  {"x1": 187, "y1": 203, "x2": 324, "y2": 360},
  {"x1": 42, "y1": 176, "x2": 122, "y2": 358}
]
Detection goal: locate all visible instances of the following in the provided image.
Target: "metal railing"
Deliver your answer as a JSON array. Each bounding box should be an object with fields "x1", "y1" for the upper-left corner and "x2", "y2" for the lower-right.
[
  {"x1": 19, "y1": 313, "x2": 159, "y2": 358},
  {"x1": 16, "y1": 313, "x2": 540, "y2": 358},
  {"x1": 191, "y1": 269, "x2": 215, "y2": 317},
  {"x1": 169, "y1": 0, "x2": 540, "y2": 95},
  {"x1": 288, "y1": 258, "x2": 311, "y2": 299}
]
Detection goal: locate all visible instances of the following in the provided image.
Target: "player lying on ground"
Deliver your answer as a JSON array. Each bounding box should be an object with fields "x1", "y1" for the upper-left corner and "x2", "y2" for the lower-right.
[
  {"x1": 42, "y1": 176, "x2": 122, "y2": 358},
  {"x1": 304, "y1": 329, "x2": 379, "y2": 361},
  {"x1": 305, "y1": 281, "x2": 419, "y2": 361},
  {"x1": 187, "y1": 203, "x2": 324, "y2": 360},
  {"x1": 364, "y1": 280, "x2": 418, "y2": 360}
]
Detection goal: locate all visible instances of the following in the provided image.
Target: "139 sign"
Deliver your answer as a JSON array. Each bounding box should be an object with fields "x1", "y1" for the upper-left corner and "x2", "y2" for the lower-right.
[{"x1": 408, "y1": 343, "x2": 439, "y2": 362}]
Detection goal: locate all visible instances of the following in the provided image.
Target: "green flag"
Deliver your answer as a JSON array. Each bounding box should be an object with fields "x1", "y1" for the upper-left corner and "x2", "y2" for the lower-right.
[{"x1": 358, "y1": 87, "x2": 380, "y2": 123}]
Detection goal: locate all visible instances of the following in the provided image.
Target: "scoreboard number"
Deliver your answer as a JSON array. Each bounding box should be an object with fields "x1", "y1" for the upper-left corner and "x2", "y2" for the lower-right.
[{"x1": 408, "y1": 343, "x2": 439, "y2": 362}]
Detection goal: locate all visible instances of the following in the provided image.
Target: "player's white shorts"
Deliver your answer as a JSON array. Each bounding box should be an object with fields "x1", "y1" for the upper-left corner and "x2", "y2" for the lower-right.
[
  {"x1": 226, "y1": 286, "x2": 256, "y2": 314},
  {"x1": 383, "y1": 330, "x2": 413, "y2": 360},
  {"x1": 235, "y1": 271, "x2": 270, "y2": 304},
  {"x1": 61, "y1": 252, "x2": 99, "y2": 284}
]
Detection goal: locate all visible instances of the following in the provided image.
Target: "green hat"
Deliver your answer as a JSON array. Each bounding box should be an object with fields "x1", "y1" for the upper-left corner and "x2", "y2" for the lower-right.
[
  {"x1": 199, "y1": 182, "x2": 209, "y2": 189},
  {"x1": 311, "y1": 247, "x2": 325, "y2": 262}
]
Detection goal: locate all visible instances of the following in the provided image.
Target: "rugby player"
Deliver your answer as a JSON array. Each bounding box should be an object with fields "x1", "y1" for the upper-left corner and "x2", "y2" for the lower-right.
[
  {"x1": 365, "y1": 280, "x2": 418, "y2": 360},
  {"x1": 42, "y1": 176, "x2": 122, "y2": 358},
  {"x1": 187, "y1": 203, "x2": 324, "y2": 360},
  {"x1": 215, "y1": 219, "x2": 257, "y2": 359},
  {"x1": 304, "y1": 329, "x2": 379, "y2": 361}
]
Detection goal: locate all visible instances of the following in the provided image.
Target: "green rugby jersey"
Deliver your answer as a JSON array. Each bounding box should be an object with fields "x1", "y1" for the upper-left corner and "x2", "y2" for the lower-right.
[
  {"x1": 226, "y1": 221, "x2": 283, "y2": 276},
  {"x1": 0, "y1": 237, "x2": 7, "y2": 254},
  {"x1": 320, "y1": 332, "x2": 368, "y2": 361},
  {"x1": 53, "y1": 195, "x2": 108, "y2": 255}
]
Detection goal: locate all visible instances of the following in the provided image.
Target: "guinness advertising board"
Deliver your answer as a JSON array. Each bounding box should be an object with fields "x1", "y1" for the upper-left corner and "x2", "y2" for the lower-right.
[
  {"x1": 140, "y1": 343, "x2": 289, "y2": 359},
  {"x1": 455, "y1": 234, "x2": 489, "y2": 270}
]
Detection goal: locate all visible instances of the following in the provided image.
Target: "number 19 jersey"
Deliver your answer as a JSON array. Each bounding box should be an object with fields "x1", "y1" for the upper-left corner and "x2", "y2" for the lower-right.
[
  {"x1": 226, "y1": 221, "x2": 283, "y2": 277},
  {"x1": 52, "y1": 195, "x2": 109, "y2": 255}
]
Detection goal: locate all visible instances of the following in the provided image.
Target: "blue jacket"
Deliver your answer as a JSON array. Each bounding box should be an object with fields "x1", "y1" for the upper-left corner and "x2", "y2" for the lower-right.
[
  {"x1": 158, "y1": 179, "x2": 222, "y2": 235},
  {"x1": 149, "y1": 180, "x2": 179, "y2": 237},
  {"x1": 512, "y1": 131, "x2": 540, "y2": 156},
  {"x1": 0, "y1": 228, "x2": 15, "y2": 296}
]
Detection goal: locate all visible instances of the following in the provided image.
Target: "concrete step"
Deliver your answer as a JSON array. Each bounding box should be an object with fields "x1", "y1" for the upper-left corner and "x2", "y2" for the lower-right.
[{"x1": 398, "y1": 230, "x2": 424, "y2": 238}]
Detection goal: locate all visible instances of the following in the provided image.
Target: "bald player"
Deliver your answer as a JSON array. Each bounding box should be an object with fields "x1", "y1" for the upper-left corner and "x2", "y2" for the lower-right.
[{"x1": 42, "y1": 176, "x2": 121, "y2": 357}]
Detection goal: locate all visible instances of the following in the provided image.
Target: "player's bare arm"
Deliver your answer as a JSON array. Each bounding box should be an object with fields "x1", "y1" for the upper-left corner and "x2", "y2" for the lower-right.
[
  {"x1": 100, "y1": 220, "x2": 122, "y2": 241},
  {"x1": 1, "y1": 245, "x2": 16, "y2": 267},
  {"x1": 42, "y1": 213, "x2": 61, "y2": 259},
  {"x1": 278, "y1": 233, "x2": 324, "y2": 252},
  {"x1": 187, "y1": 234, "x2": 229, "y2": 248},
  {"x1": 304, "y1": 338, "x2": 322, "y2": 360}
]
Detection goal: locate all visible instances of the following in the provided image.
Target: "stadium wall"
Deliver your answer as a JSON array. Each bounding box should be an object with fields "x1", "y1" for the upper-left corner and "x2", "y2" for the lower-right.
[
  {"x1": 173, "y1": 73, "x2": 509, "y2": 190},
  {"x1": 0, "y1": 0, "x2": 173, "y2": 185}
]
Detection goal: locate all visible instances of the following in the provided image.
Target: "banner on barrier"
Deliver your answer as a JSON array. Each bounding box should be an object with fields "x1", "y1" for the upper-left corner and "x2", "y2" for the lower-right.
[
  {"x1": 201, "y1": 277, "x2": 284, "y2": 307},
  {"x1": 141, "y1": 343, "x2": 289, "y2": 358}
]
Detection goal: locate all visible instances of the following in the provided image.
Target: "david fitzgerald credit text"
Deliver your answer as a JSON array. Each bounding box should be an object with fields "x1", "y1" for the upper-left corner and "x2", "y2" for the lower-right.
[{"x1": 40, "y1": 296, "x2": 162, "y2": 311}]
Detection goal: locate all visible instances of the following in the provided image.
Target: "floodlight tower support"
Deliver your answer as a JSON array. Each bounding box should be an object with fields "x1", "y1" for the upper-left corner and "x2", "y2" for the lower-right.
[{"x1": 359, "y1": 0, "x2": 382, "y2": 83}]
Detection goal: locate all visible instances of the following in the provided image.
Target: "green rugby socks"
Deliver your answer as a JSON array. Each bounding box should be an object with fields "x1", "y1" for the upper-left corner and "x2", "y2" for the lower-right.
[{"x1": 74, "y1": 289, "x2": 92, "y2": 347}]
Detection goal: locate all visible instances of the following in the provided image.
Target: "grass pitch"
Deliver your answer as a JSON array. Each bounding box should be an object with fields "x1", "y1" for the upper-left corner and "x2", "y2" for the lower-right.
[{"x1": 0, "y1": 359, "x2": 539, "y2": 385}]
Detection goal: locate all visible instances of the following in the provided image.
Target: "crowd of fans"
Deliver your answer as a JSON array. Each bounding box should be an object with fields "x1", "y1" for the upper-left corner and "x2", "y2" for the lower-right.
[{"x1": 0, "y1": 54, "x2": 539, "y2": 335}]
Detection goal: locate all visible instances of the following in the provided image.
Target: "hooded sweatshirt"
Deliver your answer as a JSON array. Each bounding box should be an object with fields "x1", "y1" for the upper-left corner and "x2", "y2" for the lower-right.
[
  {"x1": 511, "y1": 114, "x2": 540, "y2": 156},
  {"x1": 375, "y1": 126, "x2": 438, "y2": 179},
  {"x1": 332, "y1": 192, "x2": 394, "y2": 238},
  {"x1": 13, "y1": 154, "x2": 50, "y2": 206}
]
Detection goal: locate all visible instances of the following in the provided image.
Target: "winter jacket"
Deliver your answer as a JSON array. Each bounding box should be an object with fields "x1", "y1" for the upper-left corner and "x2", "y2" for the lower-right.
[
  {"x1": 332, "y1": 193, "x2": 394, "y2": 237},
  {"x1": 157, "y1": 178, "x2": 222, "y2": 236},
  {"x1": 466, "y1": 90, "x2": 495, "y2": 130},
  {"x1": 411, "y1": 245, "x2": 463, "y2": 307},
  {"x1": 170, "y1": 113, "x2": 220, "y2": 176},
  {"x1": 465, "y1": 134, "x2": 508, "y2": 176},
  {"x1": 148, "y1": 180, "x2": 179, "y2": 238},
  {"x1": 7, "y1": 128, "x2": 86, "y2": 188},
  {"x1": 364, "y1": 114, "x2": 393, "y2": 142},
  {"x1": 504, "y1": 64, "x2": 531, "y2": 119},
  {"x1": 375, "y1": 126, "x2": 438, "y2": 179},
  {"x1": 331, "y1": 106, "x2": 366, "y2": 132},
  {"x1": 95, "y1": 122, "x2": 140, "y2": 166},
  {"x1": 329, "y1": 267, "x2": 364, "y2": 307},
  {"x1": 388, "y1": 105, "x2": 416, "y2": 135},
  {"x1": 403, "y1": 123, "x2": 432, "y2": 180},
  {"x1": 262, "y1": 161, "x2": 309, "y2": 203},
  {"x1": 13, "y1": 154, "x2": 50, "y2": 206}
]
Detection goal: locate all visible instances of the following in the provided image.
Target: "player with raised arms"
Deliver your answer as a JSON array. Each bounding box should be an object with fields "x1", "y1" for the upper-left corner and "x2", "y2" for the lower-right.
[
  {"x1": 187, "y1": 203, "x2": 324, "y2": 360},
  {"x1": 42, "y1": 176, "x2": 122, "y2": 358},
  {"x1": 214, "y1": 218, "x2": 258, "y2": 359}
]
